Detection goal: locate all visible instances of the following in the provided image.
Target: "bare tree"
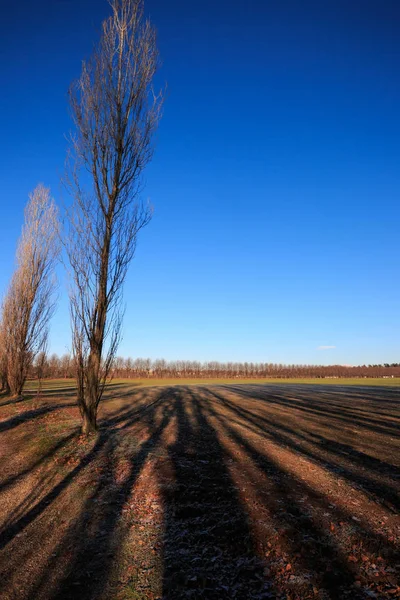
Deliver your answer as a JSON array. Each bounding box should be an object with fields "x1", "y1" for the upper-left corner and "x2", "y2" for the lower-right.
[
  {"x1": 1, "y1": 185, "x2": 59, "y2": 396},
  {"x1": 34, "y1": 344, "x2": 48, "y2": 398},
  {"x1": 65, "y1": 0, "x2": 163, "y2": 434}
]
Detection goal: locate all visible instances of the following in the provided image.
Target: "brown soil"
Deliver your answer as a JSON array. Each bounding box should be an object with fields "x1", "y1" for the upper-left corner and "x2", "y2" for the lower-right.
[{"x1": 0, "y1": 383, "x2": 399, "y2": 600}]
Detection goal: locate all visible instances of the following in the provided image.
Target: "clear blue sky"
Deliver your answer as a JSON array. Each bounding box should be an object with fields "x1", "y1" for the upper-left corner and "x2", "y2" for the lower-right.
[{"x1": 0, "y1": 0, "x2": 399, "y2": 365}]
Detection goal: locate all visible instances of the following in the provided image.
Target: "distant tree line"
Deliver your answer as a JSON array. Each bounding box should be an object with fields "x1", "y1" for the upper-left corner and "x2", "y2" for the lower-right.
[{"x1": 27, "y1": 354, "x2": 400, "y2": 380}]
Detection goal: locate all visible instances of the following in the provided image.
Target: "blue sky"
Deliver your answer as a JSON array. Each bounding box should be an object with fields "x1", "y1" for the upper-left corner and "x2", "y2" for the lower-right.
[{"x1": 0, "y1": 0, "x2": 399, "y2": 365}]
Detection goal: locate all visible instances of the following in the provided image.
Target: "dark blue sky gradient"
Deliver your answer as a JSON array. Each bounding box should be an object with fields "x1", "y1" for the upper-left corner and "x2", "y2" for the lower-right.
[{"x1": 0, "y1": 0, "x2": 399, "y2": 364}]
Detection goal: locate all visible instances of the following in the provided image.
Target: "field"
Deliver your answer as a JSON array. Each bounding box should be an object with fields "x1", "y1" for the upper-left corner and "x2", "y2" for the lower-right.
[
  {"x1": 0, "y1": 382, "x2": 399, "y2": 599},
  {"x1": 22, "y1": 377, "x2": 400, "y2": 391}
]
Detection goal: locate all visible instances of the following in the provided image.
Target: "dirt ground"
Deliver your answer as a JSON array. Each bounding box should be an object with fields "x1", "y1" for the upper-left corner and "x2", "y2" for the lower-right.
[{"x1": 0, "y1": 383, "x2": 399, "y2": 600}]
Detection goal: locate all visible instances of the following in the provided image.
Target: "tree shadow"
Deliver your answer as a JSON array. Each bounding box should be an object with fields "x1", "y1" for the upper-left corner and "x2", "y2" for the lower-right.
[
  {"x1": 0, "y1": 387, "x2": 174, "y2": 600},
  {"x1": 197, "y1": 386, "x2": 400, "y2": 598},
  {"x1": 41, "y1": 390, "x2": 175, "y2": 600},
  {"x1": 0, "y1": 394, "x2": 31, "y2": 408},
  {"x1": 206, "y1": 386, "x2": 400, "y2": 513},
  {"x1": 161, "y1": 386, "x2": 270, "y2": 599},
  {"x1": 0, "y1": 432, "x2": 76, "y2": 494},
  {"x1": 0, "y1": 403, "x2": 76, "y2": 433},
  {"x1": 20, "y1": 381, "x2": 143, "y2": 401},
  {"x1": 225, "y1": 384, "x2": 400, "y2": 439},
  {"x1": 1, "y1": 383, "x2": 399, "y2": 599}
]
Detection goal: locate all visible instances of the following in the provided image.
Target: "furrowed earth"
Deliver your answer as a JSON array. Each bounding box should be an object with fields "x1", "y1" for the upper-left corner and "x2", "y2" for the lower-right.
[{"x1": 0, "y1": 382, "x2": 399, "y2": 599}]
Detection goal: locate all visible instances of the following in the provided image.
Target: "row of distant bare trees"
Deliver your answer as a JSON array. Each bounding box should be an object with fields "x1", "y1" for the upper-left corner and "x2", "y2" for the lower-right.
[
  {"x1": 28, "y1": 355, "x2": 400, "y2": 380},
  {"x1": 0, "y1": 0, "x2": 163, "y2": 434}
]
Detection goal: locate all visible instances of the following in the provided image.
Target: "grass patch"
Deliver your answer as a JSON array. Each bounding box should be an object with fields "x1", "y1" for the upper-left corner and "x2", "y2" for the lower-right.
[
  {"x1": 23, "y1": 376, "x2": 400, "y2": 393},
  {"x1": 33, "y1": 423, "x2": 55, "y2": 457}
]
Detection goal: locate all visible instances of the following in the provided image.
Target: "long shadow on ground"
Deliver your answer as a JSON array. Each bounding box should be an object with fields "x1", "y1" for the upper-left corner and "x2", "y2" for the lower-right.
[
  {"x1": 161, "y1": 387, "x2": 269, "y2": 600},
  {"x1": 0, "y1": 384, "x2": 399, "y2": 600},
  {"x1": 207, "y1": 387, "x2": 400, "y2": 513}
]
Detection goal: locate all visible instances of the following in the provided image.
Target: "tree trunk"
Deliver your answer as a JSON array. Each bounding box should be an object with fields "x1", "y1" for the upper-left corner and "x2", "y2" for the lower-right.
[
  {"x1": 1, "y1": 375, "x2": 10, "y2": 394},
  {"x1": 8, "y1": 352, "x2": 26, "y2": 397},
  {"x1": 82, "y1": 405, "x2": 97, "y2": 435},
  {"x1": 9, "y1": 375, "x2": 24, "y2": 397},
  {"x1": 82, "y1": 349, "x2": 101, "y2": 435},
  {"x1": 76, "y1": 363, "x2": 85, "y2": 418}
]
